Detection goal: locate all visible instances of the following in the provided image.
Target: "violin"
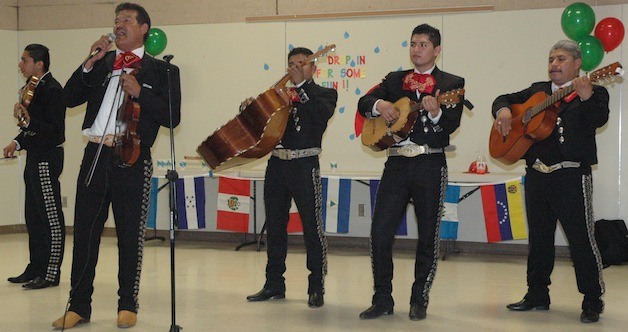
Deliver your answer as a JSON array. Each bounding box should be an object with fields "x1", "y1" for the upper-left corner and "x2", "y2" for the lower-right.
[
  {"x1": 17, "y1": 75, "x2": 39, "y2": 127},
  {"x1": 114, "y1": 67, "x2": 141, "y2": 167}
]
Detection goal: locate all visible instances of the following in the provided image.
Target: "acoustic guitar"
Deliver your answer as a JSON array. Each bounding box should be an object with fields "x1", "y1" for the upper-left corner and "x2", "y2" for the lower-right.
[
  {"x1": 489, "y1": 62, "x2": 623, "y2": 165},
  {"x1": 361, "y1": 89, "x2": 465, "y2": 151},
  {"x1": 197, "y1": 44, "x2": 336, "y2": 171}
]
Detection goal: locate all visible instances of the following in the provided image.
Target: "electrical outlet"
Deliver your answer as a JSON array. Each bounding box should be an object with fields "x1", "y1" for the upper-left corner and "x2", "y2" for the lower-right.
[
  {"x1": 62, "y1": 196, "x2": 68, "y2": 207},
  {"x1": 358, "y1": 204, "x2": 365, "y2": 217}
]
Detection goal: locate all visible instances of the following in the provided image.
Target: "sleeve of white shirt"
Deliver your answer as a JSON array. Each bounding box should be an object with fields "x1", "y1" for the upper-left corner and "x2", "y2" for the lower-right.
[
  {"x1": 371, "y1": 99, "x2": 382, "y2": 116},
  {"x1": 428, "y1": 109, "x2": 442, "y2": 123}
]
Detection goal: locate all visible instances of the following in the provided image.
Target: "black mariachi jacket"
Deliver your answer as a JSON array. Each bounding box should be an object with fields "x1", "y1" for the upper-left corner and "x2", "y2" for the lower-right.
[
  {"x1": 15, "y1": 72, "x2": 66, "y2": 152},
  {"x1": 279, "y1": 80, "x2": 337, "y2": 150},
  {"x1": 358, "y1": 67, "x2": 465, "y2": 149},
  {"x1": 492, "y1": 81, "x2": 609, "y2": 166},
  {"x1": 64, "y1": 51, "x2": 182, "y2": 148}
]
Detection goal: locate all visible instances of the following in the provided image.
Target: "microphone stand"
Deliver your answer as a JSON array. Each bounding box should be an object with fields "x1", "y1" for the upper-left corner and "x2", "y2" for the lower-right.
[{"x1": 163, "y1": 54, "x2": 182, "y2": 332}]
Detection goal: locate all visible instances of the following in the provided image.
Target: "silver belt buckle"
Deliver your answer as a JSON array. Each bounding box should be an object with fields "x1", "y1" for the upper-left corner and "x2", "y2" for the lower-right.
[
  {"x1": 534, "y1": 163, "x2": 551, "y2": 173},
  {"x1": 276, "y1": 149, "x2": 289, "y2": 160},
  {"x1": 399, "y1": 144, "x2": 426, "y2": 157},
  {"x1": 532, "y1": 162, "x2": 557, "y2": 173}
]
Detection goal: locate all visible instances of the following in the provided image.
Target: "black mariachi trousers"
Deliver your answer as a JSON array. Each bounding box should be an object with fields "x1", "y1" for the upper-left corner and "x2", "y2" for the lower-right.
[
  {"x1": 69, "y1": 143, "x2": 152, "y2": 319},
  {"x1": 524, "y1": 167, "x2": 605, "y2": 312},
  {"x1": 24, "y1": 147, "x2": 65, "y2": 283},
  {"x1": 369, "y1": 154, "x2": 447, "y2": 308},
  {"x1": 263, "y1": 156, "x2": 327, "y2": 294}
]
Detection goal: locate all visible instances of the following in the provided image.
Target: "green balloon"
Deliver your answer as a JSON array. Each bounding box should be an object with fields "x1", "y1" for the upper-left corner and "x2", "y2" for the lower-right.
[
  {"x1": 578, "y1": 36, "x2": 604, "y2": 72},
  {"x1": 561, "y1": 2, "x2": 595, "y2": 40},
  {"x1": 145, "y1": 28, "x2": 168, "y2": 56}
]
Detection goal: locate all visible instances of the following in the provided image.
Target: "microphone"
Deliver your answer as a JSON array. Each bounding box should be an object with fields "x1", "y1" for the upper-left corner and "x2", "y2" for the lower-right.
[
  {"x1": 86, "y1": 33, "x2": 116, "y2": 62},
  {"x1": 163, "y1": 54, "x2": 174, "y2": 62}
]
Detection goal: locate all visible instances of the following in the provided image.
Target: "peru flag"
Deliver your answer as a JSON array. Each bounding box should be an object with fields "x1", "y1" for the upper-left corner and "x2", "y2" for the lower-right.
[{"x1": 216, "y1": 176, "x2": 251, "y2": 233}]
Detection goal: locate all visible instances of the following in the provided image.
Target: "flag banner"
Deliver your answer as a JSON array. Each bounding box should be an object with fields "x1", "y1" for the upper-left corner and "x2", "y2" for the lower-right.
[
  {"x1": 369, "y1": 180, "x2": 408, "y2": 236},
  {"x1": 287, "y1": 199, "x2": 303, "y2": 233},
  {"x1": 322, "y1": 176, "x2": 351, "y2": 233},
  {"x1": 176, "y1": 176, "x2": 207, "y2": 230},
  {"x1": 442, "y1": 184, "x2": 461, "y2": 240},
  {"x1": 217, "y1": 176, "x2": 251, "y2": 233},
  {"x1": 480, "y1": 178, "x2": 526, "y2": 242},
  {"x1": 147, "y1": 177, "x2": 159, "y2": 229}
]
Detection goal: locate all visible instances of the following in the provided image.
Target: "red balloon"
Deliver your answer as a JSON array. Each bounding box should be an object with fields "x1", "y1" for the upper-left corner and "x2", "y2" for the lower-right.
[{"x1": 595, "y1": 17, "x2": 625, "y2": 52}]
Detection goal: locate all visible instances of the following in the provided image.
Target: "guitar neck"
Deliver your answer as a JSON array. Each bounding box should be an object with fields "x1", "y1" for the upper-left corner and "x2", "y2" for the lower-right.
[
  {"x1": 408, "y1": 98, "x2": 451, "y2": 114},
  {"x1": 409, "y1": 101, "x2": 424, "y2": 113},
  {"x1": 529, "y1": 66, "x2": 616, "y2": 118},
  {"x1": 531, "y1": 85, "x2": 575, "y2": 116}
]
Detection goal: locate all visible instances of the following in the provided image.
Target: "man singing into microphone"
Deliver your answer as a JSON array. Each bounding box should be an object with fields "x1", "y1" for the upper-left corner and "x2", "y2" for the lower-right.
[{"x1": 52, "y1": 3, "x2": 181, "y2": 329}]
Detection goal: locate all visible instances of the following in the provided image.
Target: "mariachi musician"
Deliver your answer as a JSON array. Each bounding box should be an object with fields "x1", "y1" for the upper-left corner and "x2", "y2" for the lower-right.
[
  {"x1": 493, "y1": 40, "x2": 608, "y2": 324},
  {"x1": 53, "y1": 3, "x2": 181, "y2": 329},
  {"x1": 245, "y1": 47, "x2": 337, "y2": 308},
  {"x1": 3, "y1": 44, "x2": 66, "y2": 290},
  {"x1": 357, "y1": 24, "x2": 465, "y2": 321}
]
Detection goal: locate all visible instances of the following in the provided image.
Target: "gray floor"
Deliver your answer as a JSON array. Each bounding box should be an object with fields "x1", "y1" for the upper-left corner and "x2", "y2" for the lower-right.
[{"x1": 1, "y1": 233, "x2": 626, "y2": 331}]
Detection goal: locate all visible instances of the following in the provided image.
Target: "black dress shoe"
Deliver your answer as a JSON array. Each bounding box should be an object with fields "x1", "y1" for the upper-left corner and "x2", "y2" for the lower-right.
[
  {"x1": 359, "y1": 304, "x2": 394, "y2": 319},
  {"x1": 409, "y1": 304, "x2": 427, "y2": 321},
  {"x1": 7, "y1": 272, "x2": 35, "y2": 284},
  {"x1": 580, "y1": 309, "x2": 600, "y2": 323},
  {"x1": 246, "y1": 288, "x2": 285, "y2": 301},
  {"x1": 22, "y1": 277, "x2": 59, "y2": 290},
  {"x1": 308, "y1": 293, "x2": 324, "y2": 308},
  {"x1": 506, "y1": 298, "x2": 549, "y2": 311}
]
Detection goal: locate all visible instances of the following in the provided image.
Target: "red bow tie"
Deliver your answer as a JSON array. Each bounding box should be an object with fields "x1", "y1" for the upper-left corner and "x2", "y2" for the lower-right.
[
  {"x1": 113, "y1": 52, "x2": 141, "y2": 70},
  {"x1": 402, "y1": 72, "x2": 435, "y2": 94},
  {"x1": 287, "y1": 87, "x2": 301, "y2": 103}
]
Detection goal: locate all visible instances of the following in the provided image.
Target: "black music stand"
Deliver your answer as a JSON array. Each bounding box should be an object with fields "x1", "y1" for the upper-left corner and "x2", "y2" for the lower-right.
[{"x1": 235, "y1": 180, "x2": 266, "y2": 251}]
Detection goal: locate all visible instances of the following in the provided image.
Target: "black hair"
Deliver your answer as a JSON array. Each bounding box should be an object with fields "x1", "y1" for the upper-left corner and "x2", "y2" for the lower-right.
[
  {"x1": 288, "y1": 47, "x2": 314, "y2": 60},
  {"x1": 24, "y1": 44, "x2": 50, "y2": 72},
  {"x1": 411, "y1": 24, "x2": 441, "y2": 47},
  {"x1": 115, "y1": 2, "x2": 151, "y2": 42}
]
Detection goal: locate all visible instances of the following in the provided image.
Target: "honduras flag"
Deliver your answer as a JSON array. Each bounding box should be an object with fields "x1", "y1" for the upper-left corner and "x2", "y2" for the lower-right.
[{"x1": 175, "y1": 176, "x2": 207, "y2": 229}]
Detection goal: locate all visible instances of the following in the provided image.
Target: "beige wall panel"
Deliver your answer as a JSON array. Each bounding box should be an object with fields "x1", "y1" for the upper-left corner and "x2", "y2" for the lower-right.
[
  {"x1": 18, "y1": 3, "x2": 116, "y2": 30},
  {"x1": 0, "y1": 3, "x2": 17, "y2": 30},
  {"x1": 145, "y1": 0, "x2": 278, "y2": 26},
  {"x1": 17, "y1": 0, "x2": 278, "y2": 30},
  {"x1": 0, "y1": 29, "x2": 22, "y2": 226},
  {"x1": 13, "y1": 0, "x2": 628, "y2": 29},
  {"x1": 272, "y1": 0, "x2": 628, "y2": 16}
]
